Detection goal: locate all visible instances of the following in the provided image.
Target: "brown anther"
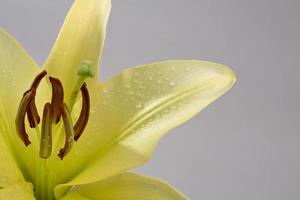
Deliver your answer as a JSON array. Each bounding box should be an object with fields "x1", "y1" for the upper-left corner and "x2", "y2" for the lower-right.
[
  {"x1": 58, "y1": 103, "x2": 74, "y2": 160},
  {"x1": 26, "y1": 104, "x2": 35, "y2": 128},
  {"x1": 25, "y1": 71, "x2": 47, "y2": 127},
  {"x1": 16, "y1": 70, "x2": 92, "y2": 160},
  {"x1": 74, "y1": 83, "x2": 90, "y2": 141},
  {"x1": 15, "y1": 90, "x2": 35, "y2": 146},
  {"x1": 49, "y1": 77, "x2": 64, "y2": 124},
  {"x1": 30, "y1": 70, "x2": 47, "y2": 90},
  {"x1": 26, "y1": 99, "x2": 40, "y2": 128},
  {"x1": 40, "y1": 103, "x2": 53, "y2": 159}
]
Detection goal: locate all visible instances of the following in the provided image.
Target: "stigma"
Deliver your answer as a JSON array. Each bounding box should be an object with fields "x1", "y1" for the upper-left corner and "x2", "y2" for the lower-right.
[{"x1": 15, "y1": 62, "x2": 92, "y2": 160}]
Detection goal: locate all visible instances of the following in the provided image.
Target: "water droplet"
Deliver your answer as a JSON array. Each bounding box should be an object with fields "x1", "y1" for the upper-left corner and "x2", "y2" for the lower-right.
[
  {"x1": 102, "y1": 89, "x2": 108, "y2": 93},
  {"x1": 169, "y1": 81, "x2": 176, "y2": 86},
  {"x1": 171, "y1": 105, "x2": 177, "y2": 110},
  {"x1": 135, "y1": 103, "x2": 143, "y2": 108},
  {"x1": 83, "y1": 19, "x2": 88, "y2": 25}
]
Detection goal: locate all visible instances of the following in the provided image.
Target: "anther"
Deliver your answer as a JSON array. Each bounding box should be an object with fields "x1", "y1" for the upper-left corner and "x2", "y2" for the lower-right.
[
  {"x1": 27, "y1": 99, "x2": 40, "y2": 128},
  {"x1": 58, "y1": 103, "x2": 74, "y2": 160},
  {"x1": 74, "y1": 83, "x2": 90, "y2": 141},
  {"x1": 26, "y1": 71, "x2": 47, "y2": 127},
  {"x1": 49, "y1": 77, "x2": 64, "y2": 124},
  {"x1": 15, "y1": 90, "x2": 35, "y2": 146},
  {"x1": 40, "y1": 103, "x2": 53, "y2": 159},
  {"x1": 30, "y1": 70, "x2": 47, "y2": 90},
  {"x1": 16, "y1": 71, "x2": 47, "y2": 146}
]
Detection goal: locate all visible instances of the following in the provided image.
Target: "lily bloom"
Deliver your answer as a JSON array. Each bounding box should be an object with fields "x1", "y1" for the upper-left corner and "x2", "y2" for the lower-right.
[{"x1": 0, "y1": 0, "x2": 235, "y2": 199}]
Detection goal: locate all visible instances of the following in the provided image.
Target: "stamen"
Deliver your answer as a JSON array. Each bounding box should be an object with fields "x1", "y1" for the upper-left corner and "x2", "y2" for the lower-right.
[
  {"x1": 16, "y1": 69, "x2": 93, "y2": 160},
  {"x1": 27, "y1": 99, "x2": 40, "y2": 128},
  {"x1": 25, "y1": 71, "x2": 47, "y2": 127},
  {"x1": 49, "y1": 77, "x2": 64, "y2": 124},
  {"x1": 40, "y1": 103, "x2": 53, "y2": 159},
  {"x1": 74, "y1": 83, "x2": 90, "y2": 141},
  {"x1": 58, "y1": 103, "x2": 74, "y2": 160},
  {"x1": 15, "y1": 90, "x2": 35, "y2": 146},
  {"x1": 30, "y1": 70, "x2": 47, "y2": 90},
  {"x1": 26, "y1": 104, "x2": 35, "y2": 128}
]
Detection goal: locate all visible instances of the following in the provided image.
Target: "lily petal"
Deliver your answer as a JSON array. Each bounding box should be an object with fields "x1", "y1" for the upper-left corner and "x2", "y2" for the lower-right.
[
  {"x1": 0, "y1": 28, "x2": 49, "y2": 182},
  {"x1": 59, "y1": 173, "x2": 187, "y2": 200},
  {"x1": 0, "y1": 182, "x2": 35, "y2": 200},
  {"x1": 55, "y1": 60, "x2": 235, "y2": 197},
  {"x1": 0, "y1": 127, "x2": 24, "y2": 188},
  {"x1": 43, "y1": 0, "x2": 111, "y2": 97}
]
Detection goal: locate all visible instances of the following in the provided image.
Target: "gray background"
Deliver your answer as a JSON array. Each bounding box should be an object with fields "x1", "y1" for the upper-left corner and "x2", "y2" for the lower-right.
[{"x1": 0, "y1": 0, "x2": 299, "y2": 199}]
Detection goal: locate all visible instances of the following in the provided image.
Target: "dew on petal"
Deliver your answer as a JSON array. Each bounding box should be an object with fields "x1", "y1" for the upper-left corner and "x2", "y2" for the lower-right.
[
  {"x1": 169, "y1": 81, "x2": 176, "y2": 86},
  {"x1": 135, "y1": 103, "x2": 143, "y2": 109},
  {"x1": 102, "y1": 89, "x2": 108, "y2": 93}
]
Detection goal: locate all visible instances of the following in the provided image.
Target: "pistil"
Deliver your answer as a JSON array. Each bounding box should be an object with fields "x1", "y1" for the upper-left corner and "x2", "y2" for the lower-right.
[{"x1": 68, "y1": 60, "x2": 95, "y2": 111}]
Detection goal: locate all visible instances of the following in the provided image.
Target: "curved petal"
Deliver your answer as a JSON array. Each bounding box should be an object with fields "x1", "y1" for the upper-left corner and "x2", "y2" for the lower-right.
[
  {"x1": 0, "y1": 28, "x2": 49, "y2": 182},
  {"x1": 0, "y1": 126, "x2": 24, "y2": 188},
  {"x1": 0, "y1": 182, "x2": 35, "y2": 200},
  {"x1": 60, "y1": 173, "x2": 187, "y2": 200},
  {"x1": 55, "y1": 60, "x2": 235, "y2": 197},
  {"x1": 59, "y1": 193, "x2": 89, "y2": 200},
  {"x1": 43, "y1": 0, "x2": 111, "y2": 97}
]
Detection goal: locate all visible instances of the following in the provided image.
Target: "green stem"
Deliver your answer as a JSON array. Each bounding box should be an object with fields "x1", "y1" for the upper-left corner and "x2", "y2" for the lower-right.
[
  {"x1": 34, "y1": 127, "x2": 42, "y2": 199},
  {"x1": 47, "y1": 170, "x2": 55, "y2": 200},
  {"x1": 68, "y1": 59, "x2": 95, "y2": 111},
  {"x1": 39, "y1": 159, "x2": 48, "y2": 200}
]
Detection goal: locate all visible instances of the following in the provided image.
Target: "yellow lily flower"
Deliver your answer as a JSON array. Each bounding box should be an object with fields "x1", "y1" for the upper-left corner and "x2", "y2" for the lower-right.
[{"x1": 0, "y1": 0, "x2": 236, "y2": 199}]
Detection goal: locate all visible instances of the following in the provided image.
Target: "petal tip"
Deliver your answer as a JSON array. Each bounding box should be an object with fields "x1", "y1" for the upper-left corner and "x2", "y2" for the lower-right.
[{"x1": 213, "y1": 63, "x2": 237, "y2": 91}]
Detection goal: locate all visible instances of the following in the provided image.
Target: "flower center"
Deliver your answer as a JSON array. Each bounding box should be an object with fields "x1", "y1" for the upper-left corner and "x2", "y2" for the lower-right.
[{"x1": 15, "y1": 60, "x2": 94, "y2": 160}]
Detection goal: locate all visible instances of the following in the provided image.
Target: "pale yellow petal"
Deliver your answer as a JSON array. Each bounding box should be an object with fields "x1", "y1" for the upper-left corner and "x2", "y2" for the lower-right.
[
  {"x1": 43, "y1": 0, "x2": 111, "y2": 97},
  {"x1": 0, "y1": 126, "x2": 24, "y2": 187},
  {"x1": 54, "y1": 60, "x2": 235, "y2": 197},
  {"x1": 0, "y1": 27, "x2": 40, "y2": 130},
  {"x1": 0, "y1": 28, "x2": 49, "y2": 183},
  {"x1": 0, "y1": 182, "x2": 35, "y2": 200},
  {"x1": 60, "y1": 173, "x2": 187, "y2": 200},
  {"x1": 59, "y1": 193, "x2": 89, "y2": 200}
]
